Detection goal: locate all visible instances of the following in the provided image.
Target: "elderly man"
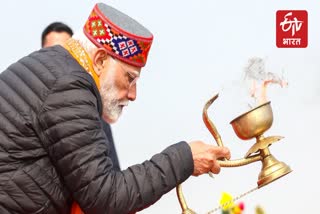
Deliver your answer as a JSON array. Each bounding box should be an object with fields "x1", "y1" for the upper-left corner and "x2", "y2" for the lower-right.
[
  {"x1": 41, "y1": 21, "x2": 121, "y2": 172},
  {"x1": 0, "y1": 3, "x2": 230, "y2": 214}
]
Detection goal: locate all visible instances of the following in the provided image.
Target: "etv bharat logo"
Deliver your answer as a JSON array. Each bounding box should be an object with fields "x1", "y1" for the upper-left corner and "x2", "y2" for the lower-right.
[{"x1": 276, "y1": 10, "x2": 308, "y2": 48}]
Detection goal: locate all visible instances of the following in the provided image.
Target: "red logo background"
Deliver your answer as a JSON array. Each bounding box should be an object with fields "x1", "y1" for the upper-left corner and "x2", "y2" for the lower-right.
[{"x1": 276, "y1": 10, "x2": 308, "y2": 48}]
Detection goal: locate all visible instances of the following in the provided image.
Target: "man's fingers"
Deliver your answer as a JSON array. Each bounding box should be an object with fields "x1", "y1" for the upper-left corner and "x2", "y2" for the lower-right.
[
  {"x1": 189, "y1": 141, "x2": 232, "y2": 176},
  {"x1": 212, "y1": 147, "x2": 231, "y2": 160},
  {"x1": 210, "y1": 160, "x2": 221, "y2": 174}
]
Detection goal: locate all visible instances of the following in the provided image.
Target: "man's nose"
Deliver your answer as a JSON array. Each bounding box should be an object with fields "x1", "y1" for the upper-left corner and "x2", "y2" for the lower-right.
[{"x1": 127, "y1": 84, "x2": 137, "y2": 101}]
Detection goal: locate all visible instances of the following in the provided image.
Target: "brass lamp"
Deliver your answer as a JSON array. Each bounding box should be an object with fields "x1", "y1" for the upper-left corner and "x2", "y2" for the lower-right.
[{"x1": 176, "y1": 94, "x2": 292, "y2": 214}]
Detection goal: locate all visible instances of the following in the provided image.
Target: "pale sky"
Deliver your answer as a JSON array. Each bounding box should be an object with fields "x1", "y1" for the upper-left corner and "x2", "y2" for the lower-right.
[{"x1": 1, "y1": 1, "x2": 319, "y2": 213}]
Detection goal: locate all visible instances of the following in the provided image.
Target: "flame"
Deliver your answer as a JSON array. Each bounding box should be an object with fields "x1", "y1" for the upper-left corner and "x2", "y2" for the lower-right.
[
  {"x1": 244, "y1": 57, "x2": 288, "y2": 106},
  {"x1": 260, "y1": 78, "x2": 288, "y2": 104}
]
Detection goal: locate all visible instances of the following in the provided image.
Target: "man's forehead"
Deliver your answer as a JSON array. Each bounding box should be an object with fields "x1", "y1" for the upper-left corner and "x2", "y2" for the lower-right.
[{"x1": 118, "y1": 59, "x2": 141, "y2": 76}]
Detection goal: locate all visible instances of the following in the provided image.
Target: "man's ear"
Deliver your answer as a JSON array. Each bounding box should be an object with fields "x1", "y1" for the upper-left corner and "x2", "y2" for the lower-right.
[{"x1": 92, "y1": 48, "x2": 108, "y2": 76}]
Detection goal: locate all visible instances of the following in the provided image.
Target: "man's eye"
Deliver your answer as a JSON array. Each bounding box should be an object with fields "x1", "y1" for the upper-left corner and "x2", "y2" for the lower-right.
[{"x1": 127, "y1": 72, "x2": 135, "y2": 83}]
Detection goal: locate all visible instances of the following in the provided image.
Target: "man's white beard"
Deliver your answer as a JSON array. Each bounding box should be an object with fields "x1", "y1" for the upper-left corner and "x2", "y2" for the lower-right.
[{"x1": 100, "y1": 83, "x2": 128, "y2": 124}]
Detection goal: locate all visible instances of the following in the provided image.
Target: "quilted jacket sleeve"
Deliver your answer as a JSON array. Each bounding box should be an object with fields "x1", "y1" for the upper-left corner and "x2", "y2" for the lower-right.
[{"x1": 36, "y1": 72, "x2": 194, "y2": 214}]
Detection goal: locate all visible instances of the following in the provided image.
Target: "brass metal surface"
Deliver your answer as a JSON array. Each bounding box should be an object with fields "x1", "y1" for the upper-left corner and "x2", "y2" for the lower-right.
[
  {"x1": 257, "y1": 152, "x2": 292, "y2": 188},
  {"x1": 230, "y1": 101, "x2": 273, "y2": 140},
  {"x1": 176, "y1": 94, "x2": 292, "y2": 213},
  {"x1": 176, "y1": 185, "x2": 196, "y2": 214},
  {"x1": 202, "y1": 94, "x2": 224, "y2": 147},
  {"x1": 245, "y1": 136, "x2": 283, "y2": 158}
]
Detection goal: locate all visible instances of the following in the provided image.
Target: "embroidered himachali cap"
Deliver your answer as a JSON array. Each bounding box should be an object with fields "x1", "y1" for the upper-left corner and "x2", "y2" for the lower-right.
[{"x1": 84, "y1": 3, "x2": 153, "y2": 67}]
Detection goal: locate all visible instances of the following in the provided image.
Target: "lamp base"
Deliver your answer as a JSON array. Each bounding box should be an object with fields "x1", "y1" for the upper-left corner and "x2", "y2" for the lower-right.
[{"x1": 257, "y1": 154, "x2": 292, "y2": 188}]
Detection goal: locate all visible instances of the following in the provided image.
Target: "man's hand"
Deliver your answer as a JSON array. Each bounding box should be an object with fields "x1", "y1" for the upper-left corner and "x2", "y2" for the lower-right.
[{"x1": 188, "y1": 141, "x2": 231, "y2": 176}]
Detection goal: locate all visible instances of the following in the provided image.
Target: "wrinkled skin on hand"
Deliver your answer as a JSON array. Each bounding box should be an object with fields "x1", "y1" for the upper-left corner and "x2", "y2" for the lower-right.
[{"x1": 188, "y1": 141, "x2": 231, "y2": 176}]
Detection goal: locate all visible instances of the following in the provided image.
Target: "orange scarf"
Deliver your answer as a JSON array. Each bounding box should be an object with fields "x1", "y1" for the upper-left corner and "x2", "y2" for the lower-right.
[
  {"x1": 64, "y1": 38, "x2": 100, "y2": 89},
  {"x1": 70, "y1": 202, "x2": 84, "y2": 214}
]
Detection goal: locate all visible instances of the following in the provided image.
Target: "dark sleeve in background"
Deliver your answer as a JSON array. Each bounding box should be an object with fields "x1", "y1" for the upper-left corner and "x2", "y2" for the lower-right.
[{"x1": 101, "y1": 120, "x2": 120, "y2": 171}]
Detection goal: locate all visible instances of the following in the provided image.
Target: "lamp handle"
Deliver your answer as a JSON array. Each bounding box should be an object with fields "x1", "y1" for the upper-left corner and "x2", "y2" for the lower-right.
[
  {"x1": 202, "y1": 93, "x2": 225, "y2": 147},
  {"x1": 176, "y1": 93, "x2": 223, "y2": 214}
]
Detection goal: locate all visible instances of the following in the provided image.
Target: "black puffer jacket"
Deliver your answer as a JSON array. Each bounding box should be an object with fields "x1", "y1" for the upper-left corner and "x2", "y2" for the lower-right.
[{"x1": 0, "y1": 46, "x2": 194, "y2": 214}]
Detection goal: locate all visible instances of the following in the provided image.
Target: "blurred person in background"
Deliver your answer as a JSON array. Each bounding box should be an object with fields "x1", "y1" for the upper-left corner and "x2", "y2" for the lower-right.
[{"x1": 41, "y1": 22, "x2": 73, "y2": 48}]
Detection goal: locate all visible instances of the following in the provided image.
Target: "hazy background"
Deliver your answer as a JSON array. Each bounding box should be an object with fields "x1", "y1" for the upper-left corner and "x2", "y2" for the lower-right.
[{"x1": 1, "y1": 1, "x2": 319, "y2": 213}]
